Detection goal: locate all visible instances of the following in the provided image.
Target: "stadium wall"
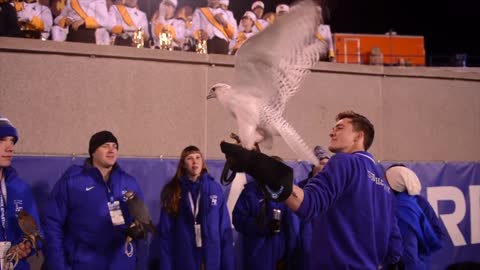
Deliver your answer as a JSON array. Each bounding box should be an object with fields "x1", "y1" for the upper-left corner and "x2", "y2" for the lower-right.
[{"x1": 1, "y1": 37, "x2": 479, "y2": 162}]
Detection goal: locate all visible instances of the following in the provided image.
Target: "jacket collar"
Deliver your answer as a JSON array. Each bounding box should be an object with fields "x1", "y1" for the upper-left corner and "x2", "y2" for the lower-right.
[
  {"x1": 83, "y1": 158, "x2": 121, "y2": 183},
  {"x1": 1, "y1": 166, "x2": 17, "y2": 183}
]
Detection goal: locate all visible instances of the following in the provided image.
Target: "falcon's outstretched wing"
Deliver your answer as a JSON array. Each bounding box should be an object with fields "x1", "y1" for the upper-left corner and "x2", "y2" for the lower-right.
[{"x1": 234, "y1": 0, "x2": 327, "y2": 113}]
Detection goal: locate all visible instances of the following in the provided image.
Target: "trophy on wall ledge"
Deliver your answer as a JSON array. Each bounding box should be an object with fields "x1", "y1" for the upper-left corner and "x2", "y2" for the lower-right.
[
  {"x1": 159, "y1": 27, "x2": 174, "y2": 51},
  {"x1": 132, "y1": 27, "x2": 144, "y2": 48}
]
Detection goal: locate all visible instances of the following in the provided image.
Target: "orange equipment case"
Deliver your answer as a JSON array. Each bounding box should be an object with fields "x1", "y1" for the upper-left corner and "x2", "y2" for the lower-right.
[{"x1": 333, "y1": 33, "x2": 426, "y2": 66}]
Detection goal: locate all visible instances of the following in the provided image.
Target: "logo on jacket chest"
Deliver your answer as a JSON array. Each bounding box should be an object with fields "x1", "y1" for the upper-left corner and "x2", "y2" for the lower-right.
[
  {"x1": 13, "y1": 199, "x2": 23, "y2": 214},
  {"x1": 209, "y1": 195, "x2": 217, "y2": 206}
]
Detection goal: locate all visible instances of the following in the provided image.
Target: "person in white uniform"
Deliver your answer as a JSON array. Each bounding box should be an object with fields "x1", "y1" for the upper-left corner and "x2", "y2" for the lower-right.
[
  {"x1": 109, "y1": 0, "x2": 149, "y2": 47},
  {"x1": 231, "y1": 11, "x2": 256, "y2": 55},
  {"x1": 219, "y1": 0, "x2": 237, "y2": 54},
  {"x1": 239, "y1": 1, "x2": 268, "y2": 33},
  {"x1": 191, "y1": 0, "x2": 235, "y2": 54},
  {"x1": 13, "y1": 0, "x2": 52, "y2": 39},
  {"x1": 316, "y1": 24, "x2": 335, "y2": 61},
  {"x1": 150, "y1": 0, "x2": 185, "y2": 50},
  {"x1": 51, "y1": 0, "x2": 112, "y2": 44}
]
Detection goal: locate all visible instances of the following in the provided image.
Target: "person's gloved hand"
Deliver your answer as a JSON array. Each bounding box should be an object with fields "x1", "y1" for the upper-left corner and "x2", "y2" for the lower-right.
[{"x1": 220, "y1": 141, "x2": 293, "y2": 202}]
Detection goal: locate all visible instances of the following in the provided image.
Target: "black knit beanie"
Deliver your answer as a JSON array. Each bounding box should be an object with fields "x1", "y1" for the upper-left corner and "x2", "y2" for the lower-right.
[{"x1": 88, "y1": 130, "x2": 118, "y2": 157}]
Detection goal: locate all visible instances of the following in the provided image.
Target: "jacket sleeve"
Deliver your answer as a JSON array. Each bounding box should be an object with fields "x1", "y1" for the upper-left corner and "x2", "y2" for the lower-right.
[
  {"x1": 384, "y1": 201, "x2": 403, "y2": 265},
  {"x1": 158, "y1": 210, "x2": 173, "y2": 270},
  {"x1": 416, "y1": 195, "x2": 446, "y2": 241},
  {"x1": 92, "y1": 0, "x2": 112, "y2": 30},
  {"x1": 397, "y1": 219, "x2": 418, "y2": 267},
  {"x1": 43, "y1": 173, "x2": 71, "y2": 270},
  {"x1": 133, "y1": 180, "x2": 148, "y2": 270},
  {"x1": 219, "y1": 193, "x2": 235, "y2": 270},
  {"x1": 232, "y1": 187, "x2": 270, "y2": 236},
  {"x1": 296, "y1": 154, "x2": 353, "y2": 222},
  {"x1": 25, "y1": 185, "x2": 44, "y2": 245}
]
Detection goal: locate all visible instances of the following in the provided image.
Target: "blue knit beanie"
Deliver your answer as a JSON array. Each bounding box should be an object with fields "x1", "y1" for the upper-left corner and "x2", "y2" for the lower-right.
[{"x1": 0, "y1": 116, "x2": 18, "y2": 144}]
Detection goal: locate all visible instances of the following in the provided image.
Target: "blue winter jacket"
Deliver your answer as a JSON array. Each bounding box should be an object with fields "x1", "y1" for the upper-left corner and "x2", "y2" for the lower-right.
[
  {"x1": 157, "y1": 172, "x2": 234, "y2": 270},
  {"x1": 297, "y1": 151, "x2": 403, "y2": 269},
  {"x1": 295, "y1": 178, "x2": 313, "y2": 270},
  {"x1": 396, "y1": 193, "x2": 444, "y2": 270},
  {"x1": 0, "y1": 166, "x2": 43, "y2": 270},
  {"x1": 43, "y1": 160, "x2": 146, "y2": 270},
  {"x1": 232, "y1": 181, "x2": 299, "y2": 270}
]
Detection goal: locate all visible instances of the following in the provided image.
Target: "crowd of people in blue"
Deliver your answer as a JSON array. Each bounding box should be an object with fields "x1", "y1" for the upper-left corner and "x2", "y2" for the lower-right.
[
  {"x1": 0, "y1": 0, "x2": 335, "y2": 59},
  {"x1": 0, "y1": 110, "x2": 450, "y2": 270}
]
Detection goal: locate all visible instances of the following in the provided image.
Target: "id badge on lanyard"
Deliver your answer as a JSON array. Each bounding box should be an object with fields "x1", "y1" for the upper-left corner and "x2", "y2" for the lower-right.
[
  {"x1": 189, "y1": 192, "x2": 202, "y2": 247},
  {"x1": 0, "y1": 179, "x2": 8, "y2": 241},
  {"x1": 106, "y1": 184, "x2": 125, "y2": 226},
  {"x1": 0, "y1": 179, "x2": 12, "y2": 269}
]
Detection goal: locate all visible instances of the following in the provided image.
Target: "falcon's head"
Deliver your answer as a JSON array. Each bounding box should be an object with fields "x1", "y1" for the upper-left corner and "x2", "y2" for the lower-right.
[{"x1": 207, "y1": 83, "x2": 232, "y2": 100}]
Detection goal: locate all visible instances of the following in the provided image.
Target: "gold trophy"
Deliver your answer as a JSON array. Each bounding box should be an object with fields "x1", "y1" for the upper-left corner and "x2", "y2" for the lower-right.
[
  {"x1": 132, "y1": 27, "x2": 144, "y2": 48},
  {"x1": 159, "y1": 27, "x2": 173, "y2": 51},
  {"x1": 195, "y1": 30, "x2": 208, "y2": 54}
]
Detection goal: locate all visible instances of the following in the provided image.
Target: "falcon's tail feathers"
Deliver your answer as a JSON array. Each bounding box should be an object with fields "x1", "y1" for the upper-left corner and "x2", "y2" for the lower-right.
[{"x1": 270, "y1": 115, "x2": 319, "y2": 166}]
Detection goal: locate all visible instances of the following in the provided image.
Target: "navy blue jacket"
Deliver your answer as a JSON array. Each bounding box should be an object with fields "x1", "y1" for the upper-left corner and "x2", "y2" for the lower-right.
[
  {"x1": 157, "y1": 172, "x2": 234, "y2": 270},
  {"x1": 43, "y1": 161, "x2": 146, "y2": 270},
  {"x1": 1, "y1": 166, "x2": 43, "y2": 270},
  {"x1": 297, "y1": 151, "x2": 403, "y2": 269},
  {"x1": 233, "y1": 181, "x2": 299, "y2": 270}
]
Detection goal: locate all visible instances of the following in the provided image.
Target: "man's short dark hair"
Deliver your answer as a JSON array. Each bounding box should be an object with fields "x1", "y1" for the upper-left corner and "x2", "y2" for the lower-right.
[{"x1": 336, "y1": 111, "x2": 375, "y2": 150}]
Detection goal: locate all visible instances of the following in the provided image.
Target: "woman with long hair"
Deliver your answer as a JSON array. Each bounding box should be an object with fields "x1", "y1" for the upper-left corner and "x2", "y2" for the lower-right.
[{"x1": 158, "y1": 145, "x2": 234, "y2": 270}]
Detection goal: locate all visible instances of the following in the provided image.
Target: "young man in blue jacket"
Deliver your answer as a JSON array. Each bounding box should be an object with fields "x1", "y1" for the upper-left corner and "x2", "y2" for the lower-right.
[
  {"x1": 0, "y1": 115, "x2": 42, "y2": 270},
  {"x1": 232, "y1": 156, "x2": 299, "y2": 270},
  {"x1": 296, "y1": 146, "x2": 330, "y2": 270},
  {"x1": 220, "y1": 110, "x2": 403, "y2": 269},
  {"x1": 386, "y1": 165, "x2": 444, "y2": 270},
  {"x1": 44, "y1": 130, "x2": 147, "y2": 270}
]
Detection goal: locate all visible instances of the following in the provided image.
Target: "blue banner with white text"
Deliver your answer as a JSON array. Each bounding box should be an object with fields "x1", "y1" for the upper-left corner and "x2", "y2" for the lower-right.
[{"x1": 10, "y1": 156, "x2": 480, "y2": 269}]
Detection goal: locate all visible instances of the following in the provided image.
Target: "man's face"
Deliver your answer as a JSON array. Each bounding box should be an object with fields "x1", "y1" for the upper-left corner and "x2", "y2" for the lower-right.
[
  {"x1": 328, "y1": 118, "x2": 361, "y2": 154},
  {"x1": 183, "y1": 152, "x2": 203, "y2": 180},
  {"x1": 208, "y1": 0, "x2": 220, "y2": 8},
  {"x1": 92, "y1": 142, "x2": 118, "y2": 169},
  {"x1": 0, "y1": 136, "x2": 15, "y2": 168},
  {"x1": 253, "y1": 6, "x2": 263, "y2": 18}
]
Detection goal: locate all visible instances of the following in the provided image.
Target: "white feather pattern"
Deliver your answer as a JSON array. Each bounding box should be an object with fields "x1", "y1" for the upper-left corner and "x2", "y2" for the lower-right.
[{"x1": 210, "y1": 0, "x2": 327, "y2": 164}]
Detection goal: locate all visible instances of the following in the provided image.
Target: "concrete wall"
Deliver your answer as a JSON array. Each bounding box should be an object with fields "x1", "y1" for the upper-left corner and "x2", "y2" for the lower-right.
[{"x1": 1, "y1": 37, "x2": 479, "y2": 162}]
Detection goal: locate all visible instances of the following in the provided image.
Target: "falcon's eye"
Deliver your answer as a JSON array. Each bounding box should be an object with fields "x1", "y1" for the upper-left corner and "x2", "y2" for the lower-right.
[{"x1": 212, "y1": 87, "x2": 216, "y2": 92}]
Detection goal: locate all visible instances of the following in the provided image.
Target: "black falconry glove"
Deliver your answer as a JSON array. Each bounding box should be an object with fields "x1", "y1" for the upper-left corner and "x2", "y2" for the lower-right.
[{"x1": 220, "y1": 141, "x2": 293, "y2": 202}]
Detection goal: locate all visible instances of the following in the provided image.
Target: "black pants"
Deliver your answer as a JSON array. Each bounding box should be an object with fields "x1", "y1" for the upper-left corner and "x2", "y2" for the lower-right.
[
  {"x1": 21, "y1": 30, "x2": 41, "y2": 39},
  {"x1": 67, "y1": 25, "x2": 96, "y2": 44},
  {"x1": 114, "y1": 36, "x2": 132, "y2": 47},
  {"x1": 207, "y1": 36, "x2": 229, "y2": 55}
]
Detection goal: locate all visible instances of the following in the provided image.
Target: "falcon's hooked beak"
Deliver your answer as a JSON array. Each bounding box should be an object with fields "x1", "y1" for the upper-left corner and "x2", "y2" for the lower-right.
[{"x1": 206, "y1": 88, "x2": 217, "y2": 100}]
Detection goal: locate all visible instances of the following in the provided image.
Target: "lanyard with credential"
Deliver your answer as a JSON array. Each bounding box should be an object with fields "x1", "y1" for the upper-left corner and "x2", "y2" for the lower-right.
[
  {"x1": 0, "y1": 178, "x2": 8, "y2": 240},
  {"x1": 188, "y1": 191, "x2": 201, "y2": 224},
  {"x1": 105, "y1": 181, "x2": 115, "y2": 203},
  {"x1": 188, "y1": 191, "x2": 202, "y2": 247}
]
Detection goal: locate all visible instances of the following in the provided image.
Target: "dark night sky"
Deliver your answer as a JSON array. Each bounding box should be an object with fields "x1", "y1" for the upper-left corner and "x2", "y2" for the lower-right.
[{"x1": 148, "y1": 0, "x2": 479, "y2": 66}]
